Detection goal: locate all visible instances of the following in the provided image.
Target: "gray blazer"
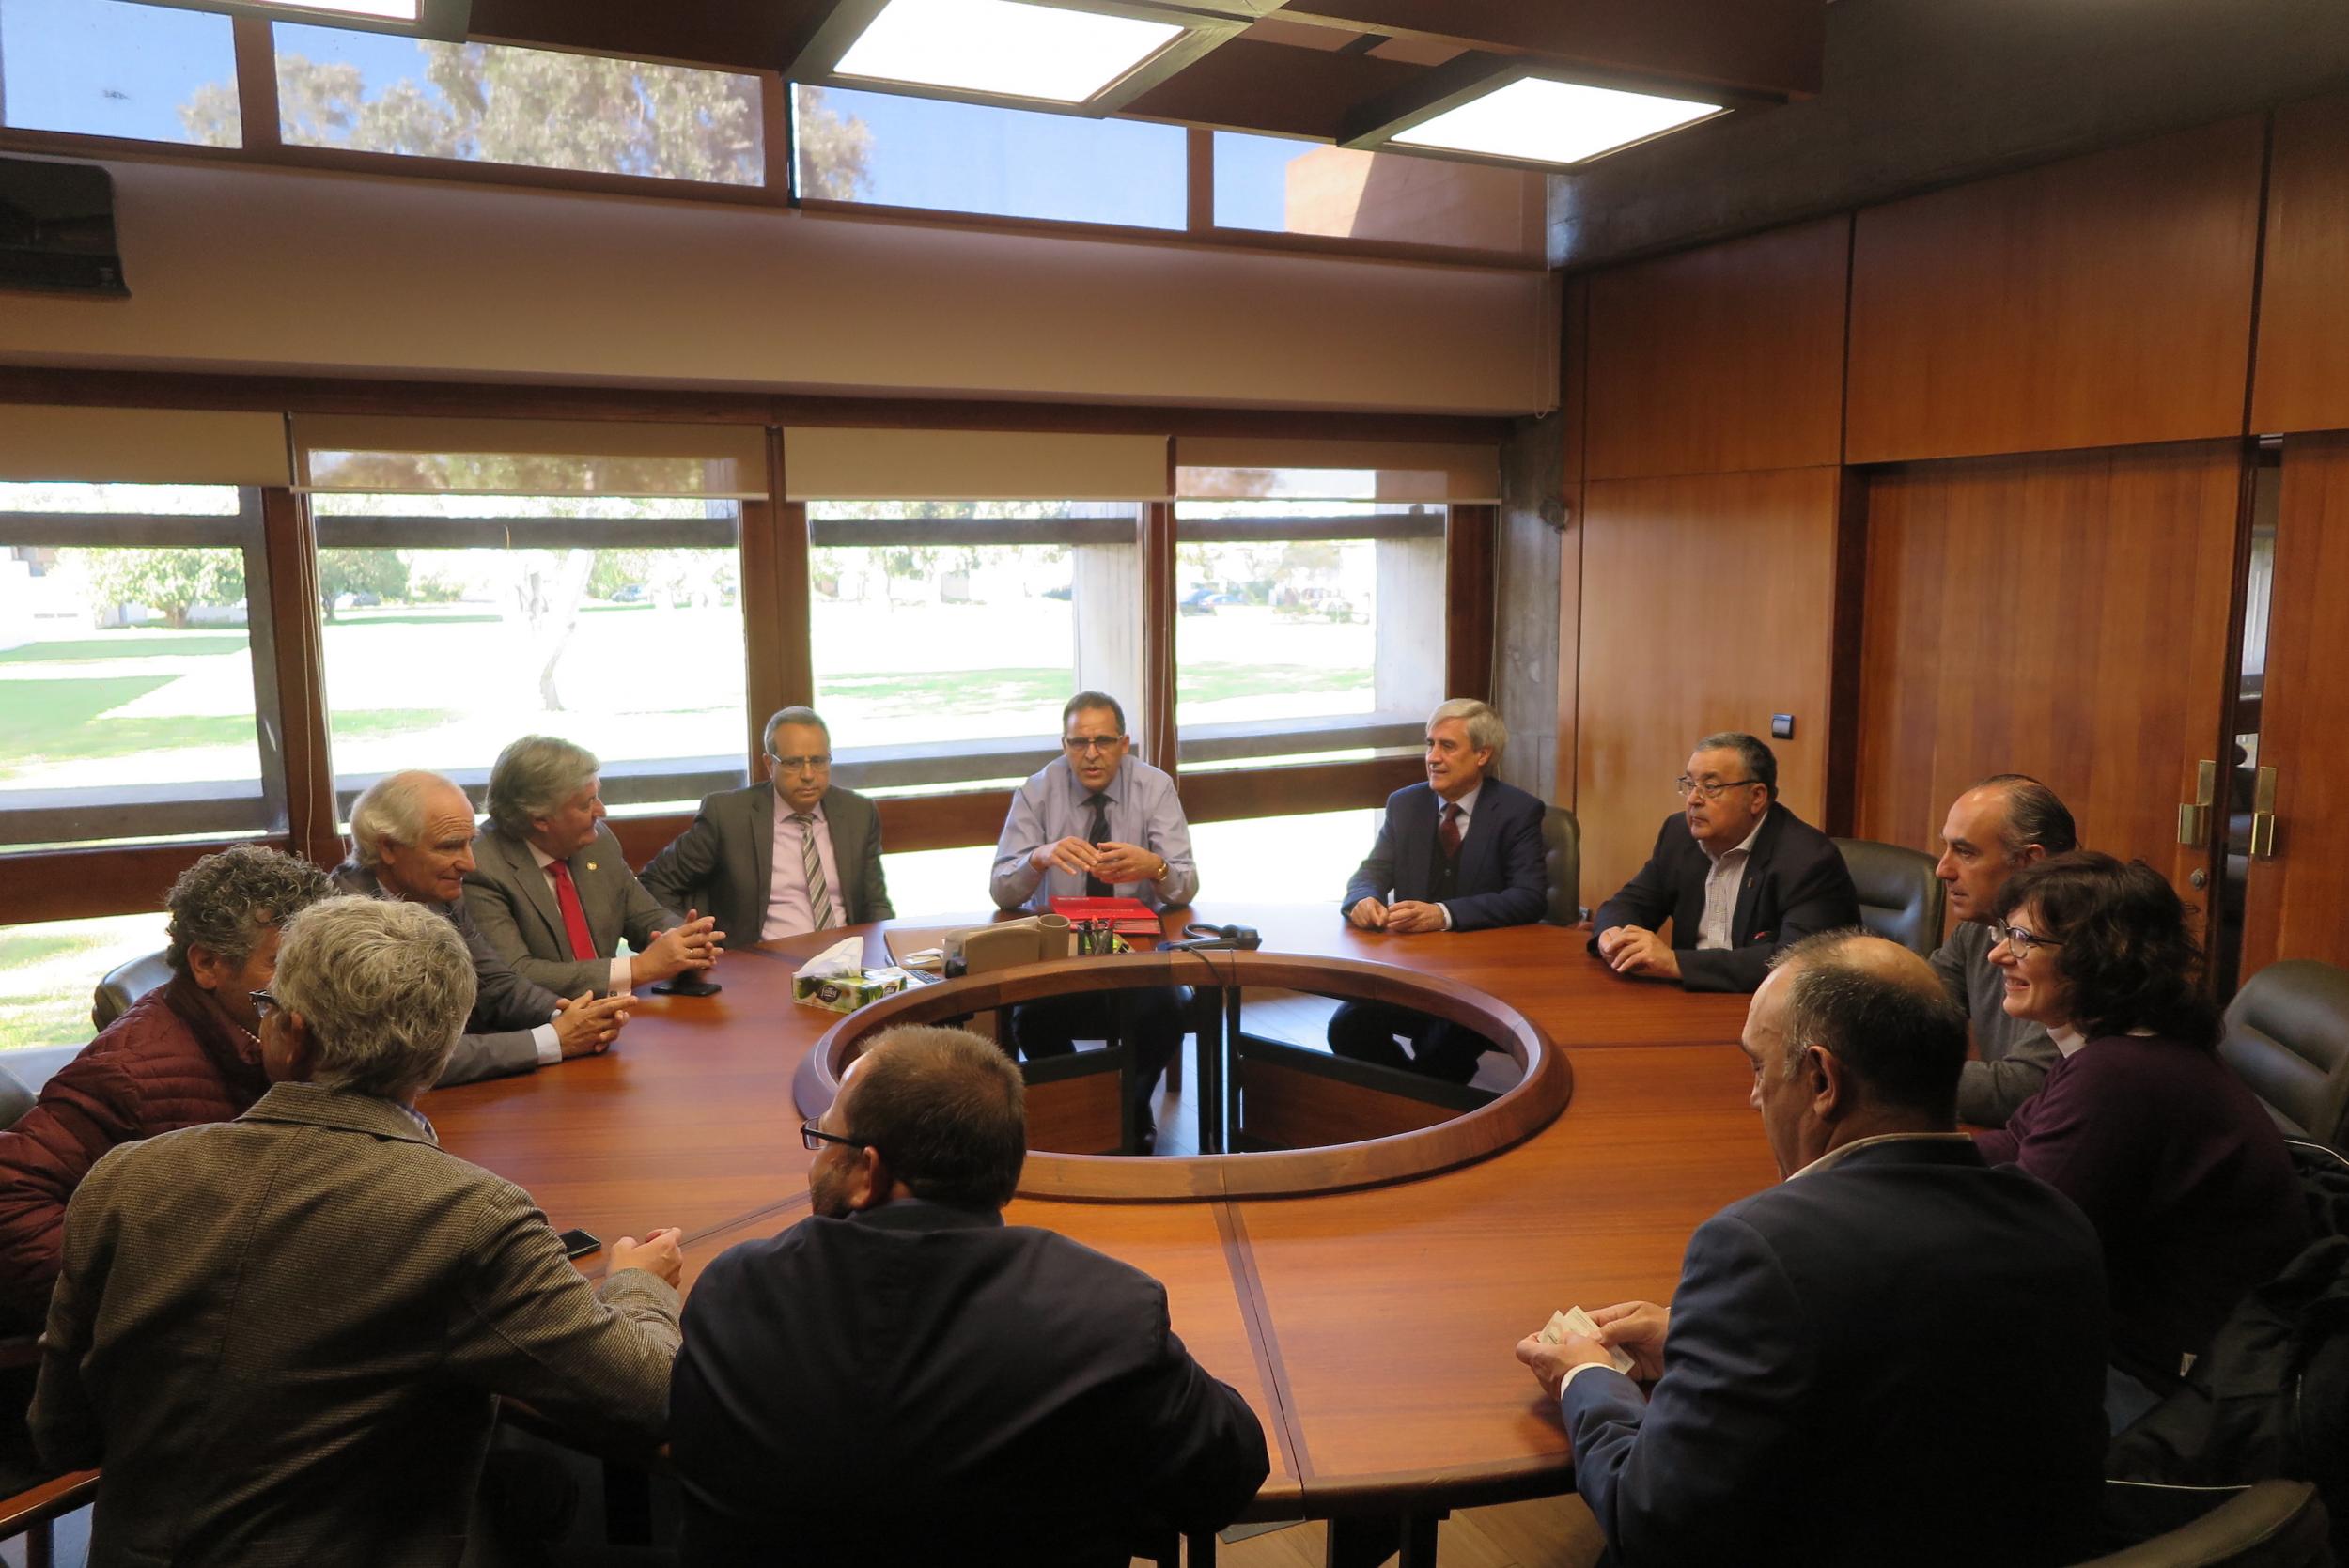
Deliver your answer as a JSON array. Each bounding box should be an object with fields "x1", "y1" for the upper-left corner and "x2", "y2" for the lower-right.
[
  {"x1": 641, "y1": 782, "x2": 894, "y2": 949},
  {"x1": 463, "y1": 822, "x2": 682, "y2": 998},
  {"x1": 330, "y1": 862, "x2": 560, "y2": 1090},
  {"x1": 32, "y1": 1080, "x2": 680, "y2": 1568}
]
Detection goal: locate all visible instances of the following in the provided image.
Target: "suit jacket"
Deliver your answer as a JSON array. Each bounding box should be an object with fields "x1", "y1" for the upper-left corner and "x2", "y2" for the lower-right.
[
  {"x1": 463, "y1": 822, "x2": 682, "y2": 997},
  {"x1": 670, "y1": 1199, "x2": 1269, "y2": 1567},
  {"x1": 31, "y1": 1081, "x2": 680, "y2": 1568},
  {"x1": 330, "y1": 861, "x2": 561, "y2": 1089},
  {"x1": 640, "y1": 782, "x2": 893, "y2": 950},
  {"x1": 1589, "y1": 802, "x2": 1860, "y2": 992},
  {"x1": 1342, "y1": 779, "x2": 1548, "y2": 931},
  {"x1": 1560, "y1": 1139, "x2": 2108, "y2": 1568}
]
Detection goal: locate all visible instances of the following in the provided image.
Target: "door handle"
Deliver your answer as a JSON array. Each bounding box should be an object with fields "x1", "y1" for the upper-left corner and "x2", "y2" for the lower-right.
[
  {"x1": 2177, "y1": 759, "x2": 2217, "y2": 846},
  {"x1": 2248, "y1": 766, "x2": 2279, "y2": 860}
]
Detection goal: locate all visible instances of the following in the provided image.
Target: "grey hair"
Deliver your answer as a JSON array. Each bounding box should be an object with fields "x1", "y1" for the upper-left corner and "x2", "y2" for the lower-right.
[
  {"x1": 1693, "y1": 731, "x2": 1778, "y2": 800},
  {"x1": 761, "y1": 706, "x2": 830, "y2": 756},
  {"x1": 273, "y1": 895, "x2": 477, "y2": 1100},
  {"x1": 1429, "y1": 698, "x2": 1506, "y2": 762},
  {"x1": 1976, "y1": 773, "x2": 2079, "y2": 859},
  {"x1": 486, "y1": 736, "x2": 599, "y2": 838},
  {"x1": 349, "y1": 770, "x2": 469, "y2": 869},
  {"x1": 164, "y1": 844, "x2": 334, "y2": 977}
]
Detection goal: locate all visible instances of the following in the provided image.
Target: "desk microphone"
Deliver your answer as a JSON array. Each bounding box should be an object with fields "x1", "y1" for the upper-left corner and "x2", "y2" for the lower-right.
[{"x1": 1159, "y1": 923, "x2": 1261, "y2": 953}]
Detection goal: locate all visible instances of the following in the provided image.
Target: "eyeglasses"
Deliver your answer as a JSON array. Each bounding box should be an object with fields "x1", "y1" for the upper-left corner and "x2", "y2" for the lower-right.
[
  {"x1": 249, "y1": 989, "x2": 281, "y2": 1020},
  {"x1": 768, "y1": 753, "x2": 832, "y2": 773},
  {"x1": 1063, "y1": 734, "x2": 1126, "y2": 755},
  {"x1": 1995, "y1": 924, "x2": 2064, "y2": 957},
  {"x1": 1674, "y1": 776, "x2": 1762, "y2": 800},
  {"x1": 800, "y1": 1121, "x2": 871, "y2": 1154}
]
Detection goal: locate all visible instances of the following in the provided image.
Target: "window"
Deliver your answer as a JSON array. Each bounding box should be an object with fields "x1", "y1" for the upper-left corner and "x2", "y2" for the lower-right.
[
  {"x1": 272, "y1": 23, "x2": 765, "y2": 183},
  {"x1": 808, "y1": 501, "x2": 1144, "y2": 793},
  {"x1": 308, "y1": 492, "x2": 750, "y2": 817},
  {"x1": 0, "y1": 910, "x2": 166, "y2": 1052},
  {"x1": 1212, "y1": 131, "x2": 1541, "y2": 256},
  {"x1": 1189, "y1": 808, "x2": 1381, "y2": 903},
  {"x1": 793, "y1": 84, "x2": 1184, "y2": 227},
  {"x1": 0, "y1": 0, "x2": 241, "y2": 146},
  {"x1": 0, "y1": 482, "x2": 277, "y2": 850}
]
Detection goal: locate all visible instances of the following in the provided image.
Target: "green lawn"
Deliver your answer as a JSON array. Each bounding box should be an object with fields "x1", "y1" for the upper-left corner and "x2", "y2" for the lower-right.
[{"x1": 0, "y1": 914, "x2": 162, "y2": 1053}]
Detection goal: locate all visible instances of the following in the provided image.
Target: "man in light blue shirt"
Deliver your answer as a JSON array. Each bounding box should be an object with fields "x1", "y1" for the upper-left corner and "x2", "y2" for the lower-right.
[{"x1": 990, "y1": 691, "x2": 1198, "y2": 1152}]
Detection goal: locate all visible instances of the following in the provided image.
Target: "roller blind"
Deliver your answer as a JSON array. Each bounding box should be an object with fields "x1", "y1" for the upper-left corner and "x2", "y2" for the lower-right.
[
  {"x1": 0, "y1": 405, "x2": 291, "y2": 486},
  {"x1": 784, "y1": 428, "x2": 1169, "y2": 502},
  {"x1": 1174, "y1": 437, "x2": 1499, "y2": 504},
  {"x1": 293, "y1": 415, "x2": 770, "y2": 498}
]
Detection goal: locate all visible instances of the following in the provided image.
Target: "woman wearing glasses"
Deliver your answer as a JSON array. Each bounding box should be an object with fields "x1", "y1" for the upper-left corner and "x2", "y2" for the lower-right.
[{"x1": 1972, "y1": 851, "x2": 2307, "y2": 1433}]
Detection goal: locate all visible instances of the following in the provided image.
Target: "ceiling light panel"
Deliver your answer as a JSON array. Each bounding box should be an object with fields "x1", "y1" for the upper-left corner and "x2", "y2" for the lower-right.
[
  {"x1": 1392, "y1": 76, "x2": 1721, "y2": 166},
  {"x1": 836, "y1": 0, "x2": 1185, "y2": 104}
]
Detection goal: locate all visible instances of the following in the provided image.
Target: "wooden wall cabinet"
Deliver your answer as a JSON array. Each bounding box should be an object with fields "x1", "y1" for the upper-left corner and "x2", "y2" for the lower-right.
[{"x1": 2250, "y1": 92, "x2": 2349, "y2": 435}]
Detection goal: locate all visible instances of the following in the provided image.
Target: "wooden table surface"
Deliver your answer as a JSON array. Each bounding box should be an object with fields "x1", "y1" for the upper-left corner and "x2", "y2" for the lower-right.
[{"x1": 428, "y1": 903, "x2": 1773, "y2": 1521}]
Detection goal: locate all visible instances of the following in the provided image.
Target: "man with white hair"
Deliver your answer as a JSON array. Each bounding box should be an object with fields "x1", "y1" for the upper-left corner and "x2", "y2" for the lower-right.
[
  {"x1": 336, "y1": 768, "x2": 632, "y2": 1087},
  {"x1": 1329, "y1": 698, "x2": 1548, "y2": 1081},
  {"x1": 32, "y1": 895, "x2": 686, "y2": 1567},
  {"x1": 464, "y1": 734, "x2": 724, "y2": 998}
]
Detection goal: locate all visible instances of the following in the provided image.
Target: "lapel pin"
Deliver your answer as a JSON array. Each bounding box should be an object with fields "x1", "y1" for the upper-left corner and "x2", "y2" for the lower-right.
[{"x1": 585, "y1": 862, "x2": 599, "y2": 872}]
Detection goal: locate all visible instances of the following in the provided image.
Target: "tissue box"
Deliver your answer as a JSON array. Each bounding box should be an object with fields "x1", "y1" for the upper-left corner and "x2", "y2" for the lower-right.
[{"x1": 793, "y1": 967, "x2": 912, "y2": 1014}]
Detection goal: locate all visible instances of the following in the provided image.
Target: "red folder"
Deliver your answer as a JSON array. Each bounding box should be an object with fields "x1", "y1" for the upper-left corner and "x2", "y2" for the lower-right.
[{"x1": 1050, "y1": 896, "x2": 1165, "y2": 940}]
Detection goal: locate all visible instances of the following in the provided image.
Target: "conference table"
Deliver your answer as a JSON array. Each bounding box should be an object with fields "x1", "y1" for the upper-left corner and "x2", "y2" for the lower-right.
[{"x1": 428, "y1": 903, "x2": 1772, "y2": 1557}]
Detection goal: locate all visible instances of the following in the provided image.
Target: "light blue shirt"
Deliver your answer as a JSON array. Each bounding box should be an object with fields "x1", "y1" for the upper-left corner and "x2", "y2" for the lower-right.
[{"x1": 989, "y1": 753, "x2": 1199, "y2": 913}]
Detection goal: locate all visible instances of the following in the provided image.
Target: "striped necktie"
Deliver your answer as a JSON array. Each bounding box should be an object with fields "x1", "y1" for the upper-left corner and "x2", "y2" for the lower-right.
[{"x1": 794, "y1": 813, "x2": 834, "y2": 930}]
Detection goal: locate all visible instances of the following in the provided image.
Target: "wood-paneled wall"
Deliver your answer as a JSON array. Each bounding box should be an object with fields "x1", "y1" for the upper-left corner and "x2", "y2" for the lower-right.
[
  {"x1": 1846, "y1": 116, "x2": 2264, "y2": 464},
  {"x1": 2251, "y1": 92, "x2": 2349, "y2": 435}
]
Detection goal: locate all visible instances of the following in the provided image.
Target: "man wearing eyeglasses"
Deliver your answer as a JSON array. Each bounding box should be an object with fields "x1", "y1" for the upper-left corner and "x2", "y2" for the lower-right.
[
  {"x1": 1589, "y1": 731, "x2": 1859, "y2": 992},
  {"x1": 991, "y1": 691, "x2": 1198, "y2": 1151},
  {"x1": 643, "y1": 706, "x2": 894, "y2": 949}
]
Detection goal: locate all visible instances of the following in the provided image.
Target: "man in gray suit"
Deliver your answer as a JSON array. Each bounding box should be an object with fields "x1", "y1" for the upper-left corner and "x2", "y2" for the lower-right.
[
  {"x1": 32, "y1": 894, "x2": 685, "y2": 1568},
  {"x1": 642, "y1": 706, "x2": 894, "y2": 948},
  {"x1": 335, "y1": 769, "x2": 633, "y2": 1088},
  {"x1": 465, "y1": 734, "x2": 724, "y2": 997}
]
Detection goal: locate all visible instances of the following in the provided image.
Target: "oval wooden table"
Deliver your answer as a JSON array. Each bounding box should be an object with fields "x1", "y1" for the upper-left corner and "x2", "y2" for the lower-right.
[{"x1": 427, "y1": 903, "x2": 1771, "y2": 1558}]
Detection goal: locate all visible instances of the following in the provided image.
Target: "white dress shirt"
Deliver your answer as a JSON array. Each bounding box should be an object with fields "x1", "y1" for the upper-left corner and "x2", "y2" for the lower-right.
[
  {"x1": 1695, "y1": 816, "x2": 1766, "y2": 951},
  {"x1": 766, "y1": 800, "x2": 845, "y2": 941},
  {"x1": 526, "y1": 841, "x2": 634, "y2": 995}
]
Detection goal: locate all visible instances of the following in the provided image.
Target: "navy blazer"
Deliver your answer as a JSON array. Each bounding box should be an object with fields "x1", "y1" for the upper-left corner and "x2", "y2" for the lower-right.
[
  {"x1": 1588, "y1": 802, "x2": 1859, "y2": 992},
  {"x1": 1561, "y1": 1140, "x2": 2109, "y2": 1568},
  {"x1": 1342, "y1": 779, "x2": 1548, "y2": 931},
  {"x1": 670, "y1": 1200, "x2": 1268, "y2": 1567}
]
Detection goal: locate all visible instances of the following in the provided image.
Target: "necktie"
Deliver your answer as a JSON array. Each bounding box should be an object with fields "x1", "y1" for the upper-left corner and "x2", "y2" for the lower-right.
[
  {"x1": 1439, "y1": 802, "x2": 1463, "y2": 860},
  {"x1": 1085, "y1": 791, "x2": 1112, "y2": 898},
  {"x1": 795, "y1": 813, "x2": 835, "y2": 930},
  {"x1": 545, "y1": 859, "x2": 599, "y2": 962}
]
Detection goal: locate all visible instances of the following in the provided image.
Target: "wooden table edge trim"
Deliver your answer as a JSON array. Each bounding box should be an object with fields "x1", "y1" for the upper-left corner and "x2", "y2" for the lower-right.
[{"x1": 1214, "y1": 1200, "x2": 1313, "y2": 1487}]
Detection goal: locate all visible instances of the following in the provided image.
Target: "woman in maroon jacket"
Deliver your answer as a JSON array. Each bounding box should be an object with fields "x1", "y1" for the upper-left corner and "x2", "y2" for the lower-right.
[
  {"x1": 0, "y1": 844, "x2": 330, "y2": 1330},
  {"x1": 1973, "y1": 851, "x2": 2308, "y2": 1434}
]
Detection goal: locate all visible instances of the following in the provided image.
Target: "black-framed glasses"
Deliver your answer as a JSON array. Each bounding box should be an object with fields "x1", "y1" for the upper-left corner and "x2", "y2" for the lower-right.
[
  {"x1": 1996, "y1": 924, "x2": 2064, "y2": 957},
  {"x1": 1063, "y1": 734, "x2": 1126, "y2": 754},
  {"x1": 1674, "y1": 775, "x2": 1761, "y2": 800},
  {"x1": 249, "y1": 989, "x2": 281, "y2": 1020},
  {"x1": 768, "y1": 753, "x2": 832, "y2": 773},
  {"x1": 800, "y1": 1121, "x2": 871, "y2": 1154}
]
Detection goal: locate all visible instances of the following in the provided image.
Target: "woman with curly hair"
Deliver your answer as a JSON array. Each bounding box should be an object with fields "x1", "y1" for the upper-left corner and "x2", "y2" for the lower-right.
[{"x1": 1974, "y1": 851, "x2": 2307, "y2": 1431}]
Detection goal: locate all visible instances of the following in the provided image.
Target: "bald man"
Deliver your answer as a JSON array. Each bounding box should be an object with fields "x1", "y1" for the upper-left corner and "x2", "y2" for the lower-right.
[
  {"x1": 1517, "y1": 932, "x2": 2108, "y2": 1568},
  {"x1": 334, "y1": 769, "x2": 633, "y2": 1087}
]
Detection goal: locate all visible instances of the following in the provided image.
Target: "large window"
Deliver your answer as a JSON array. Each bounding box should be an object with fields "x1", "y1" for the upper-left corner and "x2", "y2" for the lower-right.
[
  {"x1": 1213, "y1": 131, "x2": 1542, "y2": 257},
  {"x1": 0, "y1": 910, "x2": 163, "y2": 1053},
  {"x1": 0, "y1": 482, "x2": 277, "y2": 849},
  {"x1": 808, "y1": 500, "x2": 1143, "y2": 793},
  {"x1": 0, "y1": 0, "x2": 239, "y2": 145}
]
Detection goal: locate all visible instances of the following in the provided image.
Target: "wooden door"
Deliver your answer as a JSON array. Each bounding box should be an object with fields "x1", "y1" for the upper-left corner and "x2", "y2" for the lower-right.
[
  {"x1": 2239, "y1": 432, "x2": 2349, "y2": 971},
  {"x1": 1852, "y1": 441, "x2": 2247, "y2": 926}
]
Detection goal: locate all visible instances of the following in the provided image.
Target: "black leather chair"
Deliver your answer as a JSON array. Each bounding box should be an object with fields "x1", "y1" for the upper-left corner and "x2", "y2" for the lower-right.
[
  {"x1": 1542, "y1": 805, "x2": 1580, "y2": 926},
  {"x1": 2079, "y1": 1480, "x2": 2331, "y2": 1567},
  {"x1": 1831, "y1": 837, "x2": 1946, "y2": 957},
  {"x1": 0, "y1": 1069, "x2": 34, "y2": 1133},
  {"x1": 89, "y1": 949, "x2": 172, "y2": 1033},
  {"x1": 2221, "y1": 960, "x2": 2349, "y2": 1154}
]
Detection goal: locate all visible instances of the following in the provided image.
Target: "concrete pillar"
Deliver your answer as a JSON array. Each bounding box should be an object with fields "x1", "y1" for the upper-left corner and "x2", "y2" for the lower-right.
[
  {"x1": 1373, "y1": 534, "x2": 1446, "y2": 722},
  {"x1": 1071, "y1": 541, "x2": 1145, "y2": 738},
  {"x1": 1494, "y1": 411, "x2": 1565, "y2": 801}
]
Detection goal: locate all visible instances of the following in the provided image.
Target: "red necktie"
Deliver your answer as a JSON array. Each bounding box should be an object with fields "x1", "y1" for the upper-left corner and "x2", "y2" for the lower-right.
[
  {"x1": 1439, "y1": 802, "x2": 1463, "y2": 860},
  {"x1": 546, "y1": 859, "x2": 599, "y2": 962}
]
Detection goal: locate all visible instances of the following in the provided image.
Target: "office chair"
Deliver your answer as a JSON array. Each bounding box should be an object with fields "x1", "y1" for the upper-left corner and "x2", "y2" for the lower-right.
[
  {"x1": 1831, "y1": 837, "x2": 1946, "y2": 957},
  {"x1": 2222, "y1": 960, "x2": 2349, "y2": 1154}
]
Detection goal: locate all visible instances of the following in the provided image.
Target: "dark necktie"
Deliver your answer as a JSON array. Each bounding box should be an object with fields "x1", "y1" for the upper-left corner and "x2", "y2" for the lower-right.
[
  {"x1": 546, "y1": 859, "x2": 599, "y2": 962},
  {"x1": 794, "y1": 813, "x2": 835, "y2": 930},
  {"x1": 1085, "y1": 791, "x2": 1112, "y2": 897},
  {"x1": 1439, "y1": 801, "x2": 1463, "y2": 861}
]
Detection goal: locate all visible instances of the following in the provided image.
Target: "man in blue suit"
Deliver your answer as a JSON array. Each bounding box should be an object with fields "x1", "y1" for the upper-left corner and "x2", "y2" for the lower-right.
[
  {"x1": 1329, "y1": 699, "x2": 1548, "y2": 1082},
  {"x1": 1516, "y1": 932, "x2": 2108, "y2": 1567}
]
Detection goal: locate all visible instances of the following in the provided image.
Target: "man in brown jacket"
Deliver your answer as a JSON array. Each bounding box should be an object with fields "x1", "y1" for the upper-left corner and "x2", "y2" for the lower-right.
[
  {"x1": 0, "y1": 844, "x2": 331, "y2": 1330},
  {"x1": 32, "y1": 894, "x2": 685, "y2": 1568}
]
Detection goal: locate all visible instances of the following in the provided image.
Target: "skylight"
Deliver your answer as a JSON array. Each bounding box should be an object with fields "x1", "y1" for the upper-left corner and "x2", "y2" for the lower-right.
[
  {"x1": 1392, "y1": 77, "x2": 1722, "y2": 167},
  {"x1": 834, "y1": 0, "x2": 1184, "y2": 104}
]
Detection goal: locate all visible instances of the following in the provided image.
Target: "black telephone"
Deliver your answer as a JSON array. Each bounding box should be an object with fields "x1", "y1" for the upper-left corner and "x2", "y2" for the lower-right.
[{"x1": 1159, "y1": 922, "x2": 1261, "y2": 953}]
